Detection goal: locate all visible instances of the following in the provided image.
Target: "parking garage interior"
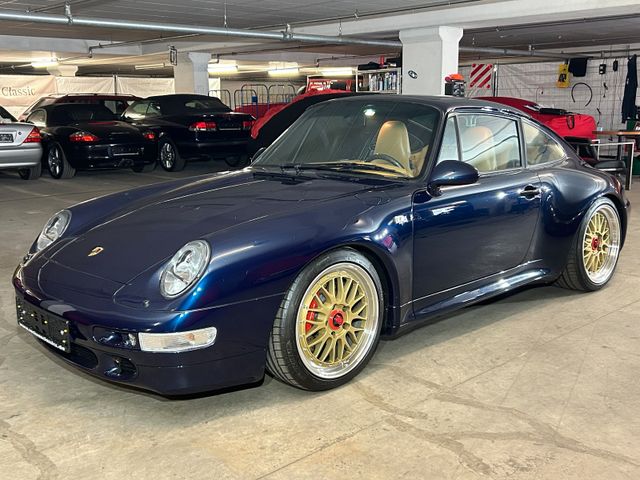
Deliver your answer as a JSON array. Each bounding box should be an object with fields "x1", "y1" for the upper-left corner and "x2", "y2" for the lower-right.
[{"x1": 1, "y1": 1, "x2": 640, "y2": 479}]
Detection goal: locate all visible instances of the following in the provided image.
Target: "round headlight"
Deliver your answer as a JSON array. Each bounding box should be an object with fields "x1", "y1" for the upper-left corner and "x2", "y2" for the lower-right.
[
  {"x1": 160, "y1": 240, "x2": 211, "y2": 299},
  {"x1": 36, "y1": 210, "x2": 71, "y2": 252}
]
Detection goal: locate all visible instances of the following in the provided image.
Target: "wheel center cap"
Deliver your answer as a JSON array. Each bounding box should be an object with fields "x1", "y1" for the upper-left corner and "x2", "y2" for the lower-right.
[
  {"x1": 591, "y1": 237, "x2": 600, "y2": 251},
  {"x1": 328, "y1": 309, "x2": 345, "y2": 330}
]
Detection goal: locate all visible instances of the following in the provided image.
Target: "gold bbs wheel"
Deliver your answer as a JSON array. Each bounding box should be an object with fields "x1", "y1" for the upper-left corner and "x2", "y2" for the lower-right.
[
  {"x1": 295, "y1": 262, "x2": 380, "y2": 380},
  {"x1": 582, "y1": 202, "x2": 621, "y2": 285}
]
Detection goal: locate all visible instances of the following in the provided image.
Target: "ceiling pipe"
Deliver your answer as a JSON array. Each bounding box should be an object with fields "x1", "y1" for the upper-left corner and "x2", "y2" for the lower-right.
[
  {"x1": 0, "y1": 9, "x2": 402, "y2": 48},
  {"x1": 460, "y1": 46, "x2": 577, "y2": 59}
]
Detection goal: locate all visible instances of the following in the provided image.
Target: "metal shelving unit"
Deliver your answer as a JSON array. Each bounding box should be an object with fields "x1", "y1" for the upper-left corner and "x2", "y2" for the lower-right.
[{"x1": 356, "y1": 68, "x2": 401, "y2": 94}]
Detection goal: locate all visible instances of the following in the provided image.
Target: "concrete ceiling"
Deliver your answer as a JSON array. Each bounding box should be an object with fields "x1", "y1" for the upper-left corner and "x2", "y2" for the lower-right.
[
  {"x1": 0, "y1": 0, "x2": 638, "y2": 77},
  {"x1": 0, "y1": 0, "x2": 482, "y2": 40}
]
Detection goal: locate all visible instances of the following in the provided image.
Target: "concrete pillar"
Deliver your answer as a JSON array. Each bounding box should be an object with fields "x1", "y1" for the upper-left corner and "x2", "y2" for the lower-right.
[
  {"x1": 400, "y1": 26, "x2": 463, "y2": 96},
  {"x1": 174, "y1": 52, "x2": 211, "y2": 95},
  {"x1": 46, "y1": 65, "x2": 78, "y2": 77}
]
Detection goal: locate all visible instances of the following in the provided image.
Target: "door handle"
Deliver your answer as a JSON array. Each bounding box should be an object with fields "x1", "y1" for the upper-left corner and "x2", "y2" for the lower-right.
[{"x1": 518, "y1": 185, "x2": 541, "y2": 199}]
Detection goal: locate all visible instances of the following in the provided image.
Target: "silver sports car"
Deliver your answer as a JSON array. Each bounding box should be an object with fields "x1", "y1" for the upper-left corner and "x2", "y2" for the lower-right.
[{"x1": 0, "y1": 105, "x2": 42, "y2": 180}]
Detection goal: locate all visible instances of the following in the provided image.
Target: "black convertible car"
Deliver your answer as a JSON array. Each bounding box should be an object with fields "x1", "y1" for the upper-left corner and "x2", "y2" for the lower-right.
[
  {"x1": 121, "y1": 94, "x2": 255, "y2": 171},
  {"x1": 25, "y1": 103, "x2": 157, "y2": 179}
]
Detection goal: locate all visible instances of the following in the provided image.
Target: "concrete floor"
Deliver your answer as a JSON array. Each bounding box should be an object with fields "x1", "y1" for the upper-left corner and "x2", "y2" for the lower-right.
[{"x1": 1, "y1": 165, "x2": 639, "y2": 480}]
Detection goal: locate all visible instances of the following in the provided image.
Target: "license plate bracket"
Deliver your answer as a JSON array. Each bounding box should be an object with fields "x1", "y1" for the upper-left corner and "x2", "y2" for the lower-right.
[{"x1": 16, "y1": 296, "x2": 71, "y2": 353}]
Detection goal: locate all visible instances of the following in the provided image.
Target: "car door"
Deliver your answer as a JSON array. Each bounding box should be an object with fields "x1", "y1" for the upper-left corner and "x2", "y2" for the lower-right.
[{"x1": 412, "y1": 112, "x2": 541, "y2": 314}]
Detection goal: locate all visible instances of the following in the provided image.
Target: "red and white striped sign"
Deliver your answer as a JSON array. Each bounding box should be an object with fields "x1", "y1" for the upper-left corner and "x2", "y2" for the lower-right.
[{"x1": 469, "y1": 64, "x2": 493, "y2": 89}]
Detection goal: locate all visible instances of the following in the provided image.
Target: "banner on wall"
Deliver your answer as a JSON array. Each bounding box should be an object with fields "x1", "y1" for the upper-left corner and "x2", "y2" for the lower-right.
[
  {"x1": 116, "y1": 77, "x2": 174, "y2": 98},
  {"x1": 55, "y1": 76, "x2": 114, "y2": 95},
  {"x1": 0, "y1": 75, "x2": 56, "y2": 113}
]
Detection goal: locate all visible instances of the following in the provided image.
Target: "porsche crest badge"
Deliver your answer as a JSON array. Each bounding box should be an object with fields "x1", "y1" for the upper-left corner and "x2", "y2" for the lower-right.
[{"x1": 88, "y1": 246, "x2": 104, "y2": 257}]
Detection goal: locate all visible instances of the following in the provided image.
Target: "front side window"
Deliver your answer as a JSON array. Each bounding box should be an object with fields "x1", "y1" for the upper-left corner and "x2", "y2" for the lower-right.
[
  {"x1": 123, "y1": 101, "x2": 149, "y2": 121},
  {"x1": 437, "y1": 116, "x2": 460, "y2": 163},
  {"x1": 523, "y1": 121, "x2": 566, "y2": 166},
  {"x1": 457, "y1": 114, "x2": 521, "y2": 173},
  {"x1": 253, "y1": 100, "x2": 439, "y2": 179}
]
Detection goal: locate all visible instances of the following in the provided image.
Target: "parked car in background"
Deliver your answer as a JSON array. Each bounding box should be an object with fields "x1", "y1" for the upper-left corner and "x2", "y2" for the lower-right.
[
  {"x1": 247, "y1": 89, "x2": 369, "y2": 156},
  {"x1": 13, "y1": 96, "x2": 628, "y2": 395},
  {"x1": 0, "y1": 105, "x2": 42, "y2": 180},
  {"x1": 478, "y1": 96, "x2": 596, "y2": 139},
  {"x1": 26, "y1": 103, "x2": 157, "y2": 179},
  {"x1": 19, "y1": 93, "x2": 140, "y2": 122},
  {"x1": 121, "y1": 94, "x2": 255, "y2": 171}
]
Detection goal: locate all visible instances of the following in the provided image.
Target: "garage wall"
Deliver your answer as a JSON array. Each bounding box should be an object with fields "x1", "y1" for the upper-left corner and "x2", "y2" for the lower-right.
[{"x1": 462, "y1": 57, "x2": 638, "y2": 131}]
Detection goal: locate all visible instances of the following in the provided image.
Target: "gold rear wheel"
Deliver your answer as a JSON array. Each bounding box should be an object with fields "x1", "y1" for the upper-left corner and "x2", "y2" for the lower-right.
[
  {"x1": 581, "y1": 203, "x2": 620, "y2": 285},
  {"x1": 295, "y1": 262, "x2": 380, "y2": 379}
]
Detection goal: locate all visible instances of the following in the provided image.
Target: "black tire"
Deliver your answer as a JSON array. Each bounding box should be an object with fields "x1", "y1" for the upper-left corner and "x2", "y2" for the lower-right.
[
  {"x1": 267, "y1": 249, "x2": 384, "y2": 390},
  {"x1": 47, "y1": 144, "x2": 76, "y2": 179},
  {"x1": 555, "y1": 197, "x2": 621, "y2": 291},
  {"x1": 18, "y1": 162, "x2": 42, "y2": 180},
  {"x1": 224, "y1": 154, "x2": 249, "y2": 169},
  {"x1": 158, "y1": 138, "x2": 185, "y2": 172},
  {"x1": 132, "y1": 162, "x2": 157, "y2": 173}
]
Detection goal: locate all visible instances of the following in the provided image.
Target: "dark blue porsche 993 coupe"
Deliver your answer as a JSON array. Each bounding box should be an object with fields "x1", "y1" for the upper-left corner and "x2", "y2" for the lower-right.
[{"x1": 13, "y1": 96, "x2": 629, "y2": 395}]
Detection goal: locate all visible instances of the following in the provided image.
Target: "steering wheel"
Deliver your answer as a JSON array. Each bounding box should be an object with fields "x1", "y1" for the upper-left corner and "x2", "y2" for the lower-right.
[{"x1": 366, "y1": 152, "x2": 405, "y2": 169}]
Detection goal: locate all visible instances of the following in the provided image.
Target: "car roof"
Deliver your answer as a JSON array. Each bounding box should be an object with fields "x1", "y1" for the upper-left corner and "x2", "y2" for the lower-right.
[
  {"x1": 318, "y1": 94, "x2": 528, "y2": 117},
  {"x1": 145, "y1": 93, "x2": 212, "y2": 101}
]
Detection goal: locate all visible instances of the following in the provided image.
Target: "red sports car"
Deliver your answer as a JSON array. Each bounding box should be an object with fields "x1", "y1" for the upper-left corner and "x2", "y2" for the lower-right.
[{"x1": 478, "y1": 96, "x2": 596, "y2": 140}]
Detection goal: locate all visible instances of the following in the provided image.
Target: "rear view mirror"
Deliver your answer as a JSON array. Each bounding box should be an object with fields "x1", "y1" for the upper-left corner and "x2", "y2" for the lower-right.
[{"x1": 428, "y1": 160, "x2": 479, "y2": 196}]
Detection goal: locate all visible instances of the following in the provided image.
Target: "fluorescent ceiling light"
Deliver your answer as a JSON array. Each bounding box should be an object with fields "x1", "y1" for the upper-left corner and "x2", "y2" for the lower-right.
[
  {"x1": 31, "y1": 58, "x2": 59, "y2": 68},
  {"x1": 320, "y1": 67, "x2": 354, "y2": 77},
  {"x1": 208, "y1": 63, "x2": 239, "y2": 74},
  {"x1": 134, "y1": 63, "x2": 167, "y2": 70},
  {"x1": 268, "y1": 67, "x2": 299, "y2": 76}
]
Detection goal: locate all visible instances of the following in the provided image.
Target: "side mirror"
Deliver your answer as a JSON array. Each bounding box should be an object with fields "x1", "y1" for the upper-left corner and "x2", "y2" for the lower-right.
[{"x1": 428, "y1": 160, "x2": 479, "y2": 196}]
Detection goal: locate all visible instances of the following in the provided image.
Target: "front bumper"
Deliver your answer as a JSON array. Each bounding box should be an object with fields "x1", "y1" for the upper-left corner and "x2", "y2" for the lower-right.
[
  {"x1": 13, "y1": 262, "x2": 281, "y2": 396},
  {"x1": 0, "y1": 143, "x2": 42, "y2": 168}
]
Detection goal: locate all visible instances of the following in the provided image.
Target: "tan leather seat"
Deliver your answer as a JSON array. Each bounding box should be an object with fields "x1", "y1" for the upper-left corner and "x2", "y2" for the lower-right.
[
  {"x1": 460, "y1": 126, "x2": 496, "y2": 172},
  {"x1": 373, "y1": 121, "x2": 412, "y2": 174}
]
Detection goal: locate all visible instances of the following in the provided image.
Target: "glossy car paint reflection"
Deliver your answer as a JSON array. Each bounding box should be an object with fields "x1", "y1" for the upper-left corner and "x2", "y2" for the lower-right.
[{"x1": 13, "y1": 96, "x2": 629, "y2": 395}]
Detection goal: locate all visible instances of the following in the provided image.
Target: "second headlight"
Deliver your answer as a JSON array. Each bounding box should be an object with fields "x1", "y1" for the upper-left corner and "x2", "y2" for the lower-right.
[{"x1": 160, "y1": 240, "x2": 211, "y2": 298}]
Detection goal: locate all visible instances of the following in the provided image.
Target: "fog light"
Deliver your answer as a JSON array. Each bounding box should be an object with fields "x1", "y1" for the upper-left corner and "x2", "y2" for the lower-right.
[{"x1": 138, "y1": 327, "x2": 217, "y2": 353}]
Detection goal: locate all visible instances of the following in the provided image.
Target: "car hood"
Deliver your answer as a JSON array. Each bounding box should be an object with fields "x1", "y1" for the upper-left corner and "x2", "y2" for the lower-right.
[{"x1": 50, "y1": 171, "x2": 391, "y2": 283}]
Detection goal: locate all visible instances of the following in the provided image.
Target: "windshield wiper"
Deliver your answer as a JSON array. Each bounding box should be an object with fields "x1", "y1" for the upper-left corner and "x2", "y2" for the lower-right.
[{"x1": 297, "y1": 162, "x2": 408, "y2": 177}]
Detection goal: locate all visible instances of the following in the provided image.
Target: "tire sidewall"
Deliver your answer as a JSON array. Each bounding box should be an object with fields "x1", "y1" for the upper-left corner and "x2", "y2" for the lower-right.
[
  {"x1": 277, "y1": 249, "x2": 384, "y2": 390},
  {"x1": 575, "y1": 197, "x2": 621, "y2": 291},
  {"x1": 47, "y1": 144, "x2": 61, "y2": 179},
  {"x1": 158, "y1": 139, "x2": 183, "y2": 172}
]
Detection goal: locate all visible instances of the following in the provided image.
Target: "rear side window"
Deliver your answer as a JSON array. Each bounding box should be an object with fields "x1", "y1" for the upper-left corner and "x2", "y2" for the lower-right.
[
  {"x1": 181, "y1": 97, "x2": 230, "y2": 113},
  {"x1": 457, "y1": 114, "x2": 521, "y2": 172},
  {"x1": 523, "y1": 121, "x2": 566, "y2": 165},
  {"x1": 146, "y1": 101, "x2": 163, "y2": 117},
  {"x1": 27, "y1": 110, "x2": 46, "y2": 127}
]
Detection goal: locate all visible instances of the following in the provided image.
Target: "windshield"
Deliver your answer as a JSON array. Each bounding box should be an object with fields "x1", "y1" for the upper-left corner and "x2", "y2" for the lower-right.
[{"x1": 253, "y1": 99, "x2": 439, "y2": 178}]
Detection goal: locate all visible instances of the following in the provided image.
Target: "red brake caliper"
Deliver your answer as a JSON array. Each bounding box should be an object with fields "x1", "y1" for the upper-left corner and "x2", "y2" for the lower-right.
[{"x1": 306, "y1": 297, "x2": 319, "y2": 332}]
